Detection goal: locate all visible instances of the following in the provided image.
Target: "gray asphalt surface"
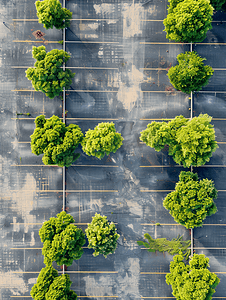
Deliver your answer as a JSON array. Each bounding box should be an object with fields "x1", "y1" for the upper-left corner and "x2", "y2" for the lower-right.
[{"x1": 1, "y1": 0, "x2": 226, "y2": 299}]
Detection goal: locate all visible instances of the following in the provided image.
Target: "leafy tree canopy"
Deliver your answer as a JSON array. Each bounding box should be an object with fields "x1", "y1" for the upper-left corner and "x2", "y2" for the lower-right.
[
  {"x1": 85, "y1": 213, "x2": 120, "y2": 258},
  {"x1": 168, "y1": 51, "x2": 214, "y2": 94},
  {"x1": 81, "y1": 122, "x2": 124, "y2": 159},
  {"x1": 210, "y1": 0, "x2": 226, "y2": 10},
  {"x1": 31, "y1": 266, "x2": 77, "y2": 300},
  {"x1": 30, "y1": 266, "x2": 58, "y2": 300},
  {"x1": 167, "y1": 0, "x2": 184, "y2": 13},
  {"x1": 163, "y1": 0, "x2": 213, "y2": 42},
  {"x1": 167, "y1": 0, "x2": 225, "y2": 12},
  {"x1": 35, "y1": 0, "x2": 72, "y2": 29},
  {"x1": 140, "y1": 114, "x2": 218, "y2": 167},
  {"x1": 30, "y1": 115, "x2": 83, "y2": 167},
  {"x1": 39, "y1": 211, "x2": 85, "y2": 266},
  {"x1": 163, "y1": 171, "x2": 217, "y2": 229},
  {"x1": 26, "y1": 46, "x2": 74, "y2": 99},
  {"x1": 137, "y1": 233, "x2": 191, "y2": 259},
  {"x1": 166, "y1": 254, "x2": 220, "y2": 300},
  {"x1": 46, "y1": 274, "x2": 77, "y2": 300}
]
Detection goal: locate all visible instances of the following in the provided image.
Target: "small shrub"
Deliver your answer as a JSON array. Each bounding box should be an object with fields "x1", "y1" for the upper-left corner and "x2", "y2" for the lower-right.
[{"x1": 137, "y1": 233, "x2": 191, "y2": 259}]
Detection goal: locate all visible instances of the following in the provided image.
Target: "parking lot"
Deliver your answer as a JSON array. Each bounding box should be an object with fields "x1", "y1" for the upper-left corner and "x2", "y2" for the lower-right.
[{"x1": 1, "y1": 0, "x2": 226, "y2": 299}]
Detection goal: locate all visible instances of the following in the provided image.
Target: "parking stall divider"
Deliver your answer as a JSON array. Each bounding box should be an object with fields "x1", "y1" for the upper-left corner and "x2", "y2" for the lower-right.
[
  {"x1": 62, "y1": 0, "x2": 66, "y2": 276},
  {"x1": 190, "y1": 42, "x2": 194, "y2": 257}
]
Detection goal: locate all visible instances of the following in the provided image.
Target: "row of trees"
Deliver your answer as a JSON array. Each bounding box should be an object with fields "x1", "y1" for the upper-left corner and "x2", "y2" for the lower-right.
[
  {"x1": 35, "y1": 0, "x2": 226, "y2": 37},
  {"x1": 145, "y1": 3, "x2": 220, "y2": 290},
  {"x1": 30, "y1": 115, "x2": 123, "y2": 167},
  {"x1": 163, "y1": 1, "x2": 221, "y2": 297},
  {"x1": 138, "y1": 113, "x2": 218, "y2": 293},
  {"x1": 31, "y1": 212, "x2": 120, "y2": 299},
  {"x1": 33, "y1": 210, "x2": 220, "y2": 300},
  {"x1": 31, "y1": 113, "x2": 218, "y2": 169},
  {"x1": 30, "y1": 114, "x2": 219, "y2": 232},
  {"x1": 162, "y1": 0, "x2": 226, "y2": 94},
  {"x1": 29, "y1": 0, "x2": 224, "y2": 97},
  {"x1": 40, "y1": 212, "x2": 120, "y2": 266},
  {"x1": 145, "y1": 5, "x2": 220, "y2": 288},
  {"x1": 158, "y1": 5, "x2": 221, "y2": 297},
  {"x1": 25, "y1": 42, "x2": 213, "y2": 98},
  {"x1": 28, "y1": 1, "x2": 118, "y2": 299},
  {"x1": 26, "y1": 48, "x2": 214, "y2": 99},
  {"x1": 30, "y1": 113, "x2": 219, "y2": 233},
  {"x1": 137, "y1": 168, "x2": 219, "y2": 298}
]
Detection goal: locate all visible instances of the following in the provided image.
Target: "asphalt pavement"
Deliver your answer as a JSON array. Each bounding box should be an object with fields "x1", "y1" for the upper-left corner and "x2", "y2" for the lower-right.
[{"x1": 1, "y1": 0, "x2": 226, "y2": 299}]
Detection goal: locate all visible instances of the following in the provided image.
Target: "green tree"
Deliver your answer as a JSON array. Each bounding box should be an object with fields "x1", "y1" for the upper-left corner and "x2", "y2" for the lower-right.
[
  {"x1": 85, "y1": 213, "x2": 120, "y2": 258},
  {"x1": 163, "y1": 171, "x2": 217, "y2": 229},
  {"x1": 137, "y1": 233, "x2": 191, "y2": 259},
  {"x1": 163, "y1": 0, "x2": 213, "y2": 42},
  {"x1": 35, "y1": 0, "x2": 72, "y2": 30},
  {"x1": 39, "y1": 211, "x2": 86, "y2": 266},
  {"x1": 30, "y1": 266, "x2": 77, "y2": 300},
  {"x1": 30, "y1": 266, "x2": 58, "y2": 300},
  {"x1": 167, "y1": 0, "x2": 224, "y2": 12},
  {"x1": 167, "y1": 52, "x2": 214, "y2": 94},
  {"x1": 45, "y1": 274, "x2": 77, "y2": 300},
  {"x1": 30, "y1": 115, "x2": 83, "y2": 167},
  {"x1": 140, "y1": 114, "x2": 218, "y2": 167},
  {"x1": 210, "y1": 0, "x2": 226, "y2": 10},
  {"x1": 166, "y1": 254, "x2": 220, "y2": 300},
  {"x1": 26, "y1": 46, "x2": 74, "y2": 99},
  {"x1": 81, "y1": 122, "x2": 124, "y2": 159},
  {"x1": 167, "y1": 0, "x2": 184, "y2": 13}
]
